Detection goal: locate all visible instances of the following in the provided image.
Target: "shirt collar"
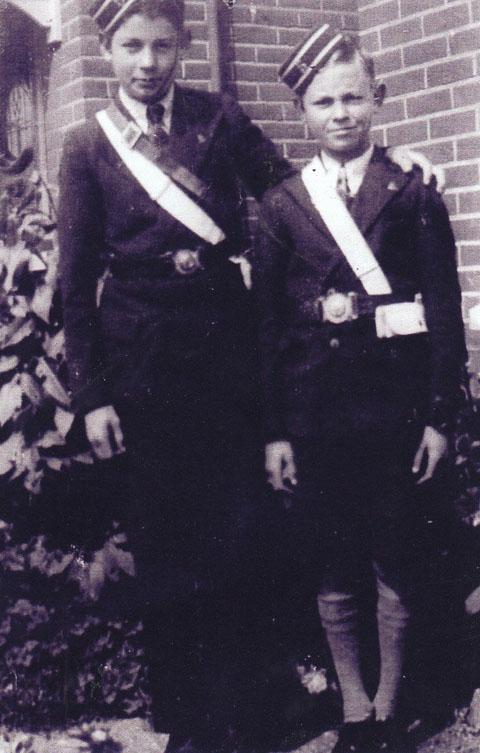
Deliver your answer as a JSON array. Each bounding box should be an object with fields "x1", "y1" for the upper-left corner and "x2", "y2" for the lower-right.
[
  {"x1": 118, "y1": 84, "x2": 175, "y2": 134},
  {"x1": 320, "y1": 144, "x2": 374, "y2": 195}
]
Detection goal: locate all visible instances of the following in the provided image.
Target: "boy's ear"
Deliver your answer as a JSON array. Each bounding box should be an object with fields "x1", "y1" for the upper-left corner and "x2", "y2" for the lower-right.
[{"x1": 373, "y1": 82, "x2": 386, "y2": 107}]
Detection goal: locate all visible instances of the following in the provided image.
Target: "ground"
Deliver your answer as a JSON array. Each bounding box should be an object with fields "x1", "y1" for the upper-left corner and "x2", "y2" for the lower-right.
[{"x1": 4, "y1": 713, "x2": 480, "y2": 753}]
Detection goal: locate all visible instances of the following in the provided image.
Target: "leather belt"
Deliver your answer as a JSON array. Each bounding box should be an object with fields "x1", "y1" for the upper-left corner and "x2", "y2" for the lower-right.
[
  {"x1": 109, "y1": 245, "x2": 223, "y2": 280},
  {"x1": 303, "y1": 289, "x2": 417, "y2": 324}
]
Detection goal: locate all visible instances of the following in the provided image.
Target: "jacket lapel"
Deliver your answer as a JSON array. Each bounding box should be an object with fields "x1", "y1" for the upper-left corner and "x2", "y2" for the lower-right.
[
  {"x1": 350, "y1": 146, "x2": 409, "y2": 233},
  {"x1": 283, "y1": 175, "x2": 348, "y2": 275}
]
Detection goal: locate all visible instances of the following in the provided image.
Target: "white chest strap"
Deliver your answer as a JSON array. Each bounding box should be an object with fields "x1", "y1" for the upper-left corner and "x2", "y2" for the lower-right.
[
  {"x1": 96, "y1": 109, "x2": 226, "y2": 246},
  {"x1": 301, "y1": 156, "x2": 392, "y2": 295}
]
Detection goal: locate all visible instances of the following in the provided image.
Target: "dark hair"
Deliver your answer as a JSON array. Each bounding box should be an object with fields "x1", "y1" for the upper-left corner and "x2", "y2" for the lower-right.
[{"x1": 102, "y1": 0, "x2": 185, "y2": 46}]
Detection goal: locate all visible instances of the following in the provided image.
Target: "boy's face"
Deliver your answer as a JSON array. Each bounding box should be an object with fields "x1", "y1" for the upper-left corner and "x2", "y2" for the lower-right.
[
  {"x1": 301, "y1": 54, "x2": 380, "y2": 161},
  {"x1": 102, "y1": 13, "x2": 181, "y2": 103}
]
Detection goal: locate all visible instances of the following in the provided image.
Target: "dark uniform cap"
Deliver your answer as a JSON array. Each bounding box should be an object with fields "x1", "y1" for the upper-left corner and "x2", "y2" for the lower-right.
[
  {"x1": 89, "y1": 0, "x2": 183, "y2": 32},
  {"x1": 278, "y1": 23, "x2": 346, "y2": 94}
]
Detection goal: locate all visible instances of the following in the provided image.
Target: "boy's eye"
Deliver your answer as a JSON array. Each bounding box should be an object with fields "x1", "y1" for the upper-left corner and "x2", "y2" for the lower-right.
[
  {"x1": 122, "y1": 40, "x2": 142, "y2": 50},
  {"x1": 344, "y1": 94, "x2": 364, "y2": 103},
  {"x1": 315, "y1": 98, "x2": 333, "y2": 107}
]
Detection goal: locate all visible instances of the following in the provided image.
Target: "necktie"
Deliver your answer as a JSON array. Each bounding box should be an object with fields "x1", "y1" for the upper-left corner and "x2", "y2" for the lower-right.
[
  {"x1": 146, "y1": 101, "x2": 169, "y2": 147},
  {"x1": 336, "y1": 162, "x2": 352, "y2": 206}
]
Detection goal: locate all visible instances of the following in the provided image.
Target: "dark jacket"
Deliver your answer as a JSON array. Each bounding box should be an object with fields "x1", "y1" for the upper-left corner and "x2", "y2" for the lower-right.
[
  {"x1": 254, "y1": 146, "x2": 467, "y2": 441},
  {"x1": 57, "y1": 84, "x2": 292, "y2": 413}
]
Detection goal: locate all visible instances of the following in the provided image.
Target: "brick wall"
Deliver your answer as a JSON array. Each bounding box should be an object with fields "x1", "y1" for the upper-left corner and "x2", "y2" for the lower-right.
[
  {"x1": 358, "y1": 0, "x2": 480, "y2": 376},
  {"x1": 45, "y1": 0, "x2": 359, "y2": 180}
]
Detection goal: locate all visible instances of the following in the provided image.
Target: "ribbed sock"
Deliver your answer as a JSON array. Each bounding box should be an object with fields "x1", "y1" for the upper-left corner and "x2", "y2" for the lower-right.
[
  {"x1": 317, "y1": 591, "x2": 372, "y2": 723},
  {"x1": 373, "y1": 577, "x2": 410, "y2": 721}
]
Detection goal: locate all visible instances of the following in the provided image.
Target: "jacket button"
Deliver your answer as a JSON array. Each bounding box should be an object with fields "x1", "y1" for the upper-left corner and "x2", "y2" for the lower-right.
[{"x1": 329, "y1": 337, "x2": 340, "y2": 349}]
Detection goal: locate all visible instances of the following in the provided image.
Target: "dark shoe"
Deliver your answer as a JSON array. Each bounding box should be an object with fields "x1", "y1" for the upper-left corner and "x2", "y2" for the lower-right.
[
  {"x1": 333, "y1": 720, "x2": 377, "y2": 753},
  {"x1": 374, "y1": 720, "x2": 416, "y2": 753}
]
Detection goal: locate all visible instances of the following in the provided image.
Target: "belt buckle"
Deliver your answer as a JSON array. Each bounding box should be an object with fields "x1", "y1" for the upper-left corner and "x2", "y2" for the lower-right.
[
  {"x1": 318, "y1": 289, "x2": 358, "y2": 324},
  {"x1": 172, "y1": 248, "x2": 204, "y2": 275}
]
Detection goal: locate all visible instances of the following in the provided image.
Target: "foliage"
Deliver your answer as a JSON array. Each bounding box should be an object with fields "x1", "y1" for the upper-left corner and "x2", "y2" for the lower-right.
[
  {"x1": 0, "y1": 170, "x2": 148, "y2": 729},
  {"x1": 453, "y1": 374, "x2": 480, "y2": 528}
]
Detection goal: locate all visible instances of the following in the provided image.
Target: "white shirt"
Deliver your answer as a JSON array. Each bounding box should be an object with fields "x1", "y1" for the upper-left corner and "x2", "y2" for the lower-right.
[
  {"x1": 320, "y1": 144, "x2": 374, "y2": 197},
  {"x1": 118, "y1": 84, "x2": 175, "y2": 135}
]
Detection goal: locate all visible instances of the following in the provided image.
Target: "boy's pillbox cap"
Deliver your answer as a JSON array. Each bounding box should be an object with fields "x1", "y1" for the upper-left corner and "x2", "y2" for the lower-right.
[
  {"x1": 278, "y1": 23, "x2": 346, "y2": 94},
  {"x1": 89, "y1": 0, "x2": 183, "y2": 32}
]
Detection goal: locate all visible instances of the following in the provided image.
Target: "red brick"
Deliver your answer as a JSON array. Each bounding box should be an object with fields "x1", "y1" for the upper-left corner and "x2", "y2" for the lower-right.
[
  {"x1": 242, "y1": 102, "x2": 284, "y2": 121},
  {"x1": 229, "y1": 46, "x2": 256, "y2": 63},
  {"x1": 373, "y1": 49, "x2": 402, "y2": 75},
  {"x1": 282, "y1": 101, "x2": 303, "y2": 121},
  {"x1": 380, "y1": 18, "x2": 422, "y2": 49},
  {"x1": 383, "y1": 69, "x2": 425, "y2": 97},
  {"x1": 459, "y1": 192, "x2": 480, "y2": 215},
  {"x1": 184, "y1": 41, "x2": 208, "y2": 61},
  {"x1": 185, "y1": 3, "x2": 205, "y2": 21},
  {"x1": 189, "y1": 23, "x2": 208, "y2": 41},
  {"x1": 230, "y1": 4, "x2": 251, "y2": 23},
  {"x1": 371, "y1": 128, "x2": 387, "y2": 146},
  {"x1": 400, "y1": 0, "x2": 438, "y2": 16},
  {"x1": 183, "y1": 62, "x2": 211, "y2": 80},
  {"x1": 233, "y1": 63, "x2": 277, "y2": 83},
  {"x1": 342, "y1": 12, "x2": 360, "y2": 30},
  {"x1": 233, "y1": 25, "x2": 276, "y2": 45},
  {"x1": 462, "y1": 295, "x2": 480, "y2": 325},
  {"x1": 257, "y1": 46, "x2": 291, "y2": 64},
  {"x1": 457, "y1": 136, "x2": 480, "y2": 161},
  {"x1": 323, "y1": 0, "x2": 358, "y2": 11},
  {"x1": 403, "y1": 38, "x2": 448, "y2": 68},
  {"x1": 460, "y1": 245, "x2": 480, "y2": 266},
  {"x1": 473, "y1": 0, "x2": 480, "y2": 22},
  {"x1": 253, "y1": 7, "x2": 299, "y2": 26},
  {"x1": 360, "y1": 30, "x2": 381, "y2": 53},
  {"x1": 407, "y1": 89, "x2": 452, "y2": 118},
  {"x1": 234, "y1": 83, "x2": 258, "y2": 102},
  {"x1": 299, "y1": 10, "x2": 345, "y2": 27},
  {"x1": 416, "y1": 140, "x2": 455, "y2": 165},
  {"x1": 459, "y1": 271, "x2": 480, "y2": 292},
  {"x1": 453, "y1": 217, "x2": 480, "y2": 242},
  {"x1": 61, "y1": 0, "x2": 91, "y2": 24},
  {"x1": 423, "y1": 4, "x2": 470, "y2": 35},
  {"x1": 76, "y1": 57, "x2": 113, "y2": 78},
  {"x1": 450, "y1": 27, "x2": 480, "y2": 55},
  {"x1": 374, "y1": 98, "x2": 405, "y2": 125},
  {"x1": 262, "y1": 122, "x2": 306, "y2": 140},
  {"x1": 386, "y1": 120, "x2": 428, "y2": 145},
  {"x1": 454, "y1": 81, "x2": 480, "y2": 108},
  {"x1": 62, "y1": 35, "x2": 101, "y2": 61},
  {"x1": 359, "y1": 1, "x2": 400, "y2": 29},
  {"x1": 51, "y1": 105, "x2": 74, "y2": 130},
  {"x1": 430, "y1": 110, "x2": 476, "y2": 139},
  {"x1": 258, "y1": 83, "x2": 293, "y2": 102},
  {"x1": 60, "y1": 78, "x2": 108, "y2": 102},
  {"x1": 445, "y1": 164, "x2": 479, "y2": 189},
  {"x1": 427, "y1": 58, "x2": 474, "y2": 88},
  {"x1": 75, "y1": 98, "x2": 109, "y2": 122},
  {"x1": 64, "y1": 14, "x2": 97, "y2": 42},
  {"x1": 443, "y1": 193, "x2": 458, "y2": 217}
]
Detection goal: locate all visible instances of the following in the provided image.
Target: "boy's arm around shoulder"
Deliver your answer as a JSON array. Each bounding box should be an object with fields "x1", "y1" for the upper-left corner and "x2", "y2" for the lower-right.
[
  {"x1": 57, "y1": 124, "x2": 111, "y2": 414},
  {"x1": 220, "y1": 94, "x2": 294, "y2": 200},
  {"x1": 410, "y1": 172, "x2": 467, "y2": 433}
]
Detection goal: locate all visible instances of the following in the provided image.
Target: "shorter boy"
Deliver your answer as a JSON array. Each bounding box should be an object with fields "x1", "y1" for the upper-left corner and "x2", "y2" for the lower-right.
[{"x1": 254, "y1": 26, "x2": 466, "y2": 753}]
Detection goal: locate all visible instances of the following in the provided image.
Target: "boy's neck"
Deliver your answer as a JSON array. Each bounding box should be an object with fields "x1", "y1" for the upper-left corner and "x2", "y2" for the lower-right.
[{"x1": 321, "y1": 140, "x2": 372, "y2": 165}]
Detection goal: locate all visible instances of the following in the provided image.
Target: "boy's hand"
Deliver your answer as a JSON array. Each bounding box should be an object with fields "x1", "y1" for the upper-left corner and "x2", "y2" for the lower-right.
[
  {"x1": 386, "y1": 145, "x2": 446, "y2": 192},
  {"x1": 412, "y1": 425, "x2": 448, "y2": 484},
  {"x1": 265, "y1": 440, "x2": 297, "y2": 492},
  {"x1": 85, "y1": 405, "x2": 125, "y2": 460}
]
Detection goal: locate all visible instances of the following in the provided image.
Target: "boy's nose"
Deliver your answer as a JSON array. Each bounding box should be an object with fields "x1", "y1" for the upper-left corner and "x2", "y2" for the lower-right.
[
  {"x1": 331, "y1": 101, "x2": 349, "y2": 120},
  {"x1": 139, "y1": 46, "x2": 157, "y2": 68}
]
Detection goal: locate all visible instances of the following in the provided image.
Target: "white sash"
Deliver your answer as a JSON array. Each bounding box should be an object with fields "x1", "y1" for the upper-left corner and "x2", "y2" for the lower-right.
[
  {"x1": 301, "y1": 156, "x2": 392, "y2": 295},
  {"x1": 96, "y1": 109, "x2": 226, "y2": 246}
]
